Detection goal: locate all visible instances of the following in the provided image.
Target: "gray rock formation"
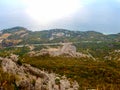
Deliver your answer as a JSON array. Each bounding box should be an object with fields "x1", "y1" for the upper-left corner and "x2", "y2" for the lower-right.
[
  {"x1": 0, "y1": 54, "x2": 79, "y2": 90},
  {"x1": 29, "y1": 43, "x2": 89, "y2": 58}
]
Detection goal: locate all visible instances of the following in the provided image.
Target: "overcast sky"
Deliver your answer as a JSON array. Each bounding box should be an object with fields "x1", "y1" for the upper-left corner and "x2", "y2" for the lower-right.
[{"x1": 0, "y1": 0, "x2": 120, "y2": 34}]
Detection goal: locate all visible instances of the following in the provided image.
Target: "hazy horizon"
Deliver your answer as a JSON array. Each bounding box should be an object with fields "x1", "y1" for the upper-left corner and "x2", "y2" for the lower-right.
[{"x1": 0, "y1": 0, "x2": 120, "y2": 34}]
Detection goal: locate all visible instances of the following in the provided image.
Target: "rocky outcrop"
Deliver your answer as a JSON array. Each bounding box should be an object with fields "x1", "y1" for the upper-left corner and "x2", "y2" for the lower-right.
[
  {"x1": 0, "y1": 54, "x2": 79, "y2": 90},
  {"x1": 29, "y1": 43, "x2": 89, "y2": 58},
  {"x1": 104, "y1": 50, "x2": 120, "y2": 61}
]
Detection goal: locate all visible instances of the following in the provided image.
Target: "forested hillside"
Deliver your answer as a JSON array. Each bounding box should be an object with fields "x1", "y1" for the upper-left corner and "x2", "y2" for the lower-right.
[{"x1": 0, "y1": 27, "x2": 120, "y2": 47}]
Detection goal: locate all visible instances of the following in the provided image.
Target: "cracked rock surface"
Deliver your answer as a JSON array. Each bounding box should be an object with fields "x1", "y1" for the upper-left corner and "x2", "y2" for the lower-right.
[{"x1": 0, "y1": 54, "x2": 79, "y2": 90}]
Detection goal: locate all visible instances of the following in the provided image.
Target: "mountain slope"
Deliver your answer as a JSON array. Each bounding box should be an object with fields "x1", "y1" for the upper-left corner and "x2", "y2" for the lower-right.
[{"x1": 0, "y1": 27, "x2": 120, "y2": 47}]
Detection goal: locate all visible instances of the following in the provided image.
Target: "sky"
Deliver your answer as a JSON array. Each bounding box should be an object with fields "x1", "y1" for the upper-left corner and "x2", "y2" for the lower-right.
[{"x1": 0, "y1": 0, "x2": 120, "y2": 34}]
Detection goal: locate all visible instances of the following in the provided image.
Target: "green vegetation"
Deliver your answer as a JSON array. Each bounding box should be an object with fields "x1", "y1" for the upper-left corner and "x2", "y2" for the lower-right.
[
  {"x1": 1, "y1": 27, "x2": 120, "y2": 46},
  {"x1": 0, "y1": 46, "x2": 30, "y2": 57},
  {"x1": 1, "y1": 42, "x2": 120, "y2": 89},
  {"x1": 0, "y1": 68, "x2": 16, "y2": 90},
  {"x1": 1, "y1": 26, "x2": 27, "y2": 34},
  {"x1": 17, "y1": 59, "x2": 22, "y2": 66},
  {"x1": 20, "y1": 42, "x2": 120, "y2": 89},
  {"x1": 22, "y1": 55, "x2": 120, "y2": 89},
  {"x1": 74, "y1": 42, "x2": 120, "y2": 59},
  {"x1": 1, "y1": 26, "x2": 120, "y2": 90}
]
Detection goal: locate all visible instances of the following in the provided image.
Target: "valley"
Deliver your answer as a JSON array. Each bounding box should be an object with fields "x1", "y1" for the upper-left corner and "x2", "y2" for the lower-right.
[{"x1": 0, "y1": 27, "x2": 120, "y2": 90}]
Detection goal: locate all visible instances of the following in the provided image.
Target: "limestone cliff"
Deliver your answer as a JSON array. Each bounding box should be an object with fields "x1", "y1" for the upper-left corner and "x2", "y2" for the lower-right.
[{"x1": 29, "y1": 43, "x2": 89, "y2": 58}]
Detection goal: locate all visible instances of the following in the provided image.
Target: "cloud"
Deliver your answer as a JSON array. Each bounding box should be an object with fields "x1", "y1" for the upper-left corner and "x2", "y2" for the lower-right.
[{"x1": 0, "y1": 0, "x2": 120, "y2": 34}]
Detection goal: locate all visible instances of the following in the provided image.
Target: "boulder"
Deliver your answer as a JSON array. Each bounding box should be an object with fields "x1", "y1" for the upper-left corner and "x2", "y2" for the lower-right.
[{"x1": 0, "y1": 56, "x2": 79, "y2": 90}]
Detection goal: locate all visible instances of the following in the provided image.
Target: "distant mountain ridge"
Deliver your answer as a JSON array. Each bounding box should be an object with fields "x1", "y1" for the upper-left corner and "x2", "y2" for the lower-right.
[
  {"x1": 1, "y1": 26, "x2": 28, "y2": 33},
  {"x1": 0, "y1": 26, "x2": 120, "y2": 47}
]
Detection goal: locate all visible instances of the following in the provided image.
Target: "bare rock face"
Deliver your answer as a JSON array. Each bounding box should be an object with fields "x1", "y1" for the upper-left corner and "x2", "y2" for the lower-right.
[
  {"x1": 29, "y1": 43, "x2": 89, "y2": 58},
  {"x1": 9, "y1": 54, "x2": 19, "y2": 62},
  {"x1": 0, "y1": 55, "x2": 79, "y2": 90}
]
